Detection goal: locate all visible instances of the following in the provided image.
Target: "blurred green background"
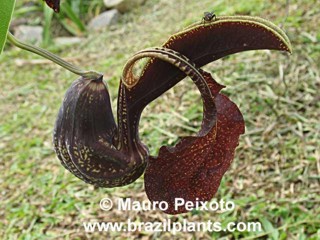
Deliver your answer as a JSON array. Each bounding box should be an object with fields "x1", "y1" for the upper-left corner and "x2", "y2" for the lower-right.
[{"x1": 0, "y1": 0, "x2": 319, "y2": 239}]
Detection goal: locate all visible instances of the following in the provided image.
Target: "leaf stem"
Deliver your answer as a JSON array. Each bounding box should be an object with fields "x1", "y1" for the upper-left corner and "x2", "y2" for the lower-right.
[{"x1": 6, "y1": 32, "x2": 102, "y2": 79}]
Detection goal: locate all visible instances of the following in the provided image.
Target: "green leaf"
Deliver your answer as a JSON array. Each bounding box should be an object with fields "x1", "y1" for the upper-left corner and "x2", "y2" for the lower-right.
[
  {"x1": 60, "y1": 1, "x2": 86, "y2": 32},
  {"x1": 260, "y1": 217, "x2": 280, "y2": 240},
  {"x1": 43, "y1": 3, "x2": 54, "y2": 46},
  {"x1": 0, "y1": 0, "x2": 16, "y2": 54}
]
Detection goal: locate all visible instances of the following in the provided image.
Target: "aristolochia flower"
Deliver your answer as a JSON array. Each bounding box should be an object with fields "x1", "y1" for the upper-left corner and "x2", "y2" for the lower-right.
[{"x1": 53, "y1": 16, "x2": 291, "y2": 214}]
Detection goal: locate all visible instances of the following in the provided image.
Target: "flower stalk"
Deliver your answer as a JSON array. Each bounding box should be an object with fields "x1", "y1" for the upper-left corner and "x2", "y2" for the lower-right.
[{"x1": 6, "y1": 32, "x2": 101, "y2": 79}]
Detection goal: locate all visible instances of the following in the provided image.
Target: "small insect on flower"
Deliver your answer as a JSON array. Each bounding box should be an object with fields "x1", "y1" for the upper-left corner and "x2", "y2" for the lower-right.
[{"x1": 203, "y1": 11, "x2": 216, "y2": 22}]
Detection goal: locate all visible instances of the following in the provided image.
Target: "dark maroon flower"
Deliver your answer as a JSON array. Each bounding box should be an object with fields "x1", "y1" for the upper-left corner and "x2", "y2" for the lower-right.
[{"x1": 53, "y1": 16, "x2": 291, "y2": 214}]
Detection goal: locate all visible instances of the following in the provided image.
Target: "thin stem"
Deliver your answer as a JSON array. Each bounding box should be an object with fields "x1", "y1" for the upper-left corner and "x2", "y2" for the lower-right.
[{"x1": 6, "y1": 32, "x2": 102, "y2": 79}]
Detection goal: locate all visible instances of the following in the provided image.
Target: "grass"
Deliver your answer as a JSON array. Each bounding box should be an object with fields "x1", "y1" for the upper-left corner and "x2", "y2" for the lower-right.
[{"x1": 0, "y1": 0, "x2": 319, "y2": 239}]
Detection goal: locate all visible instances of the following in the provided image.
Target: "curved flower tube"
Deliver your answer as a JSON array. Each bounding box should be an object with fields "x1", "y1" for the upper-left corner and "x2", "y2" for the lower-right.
[{"x1": 53, "y1": 47, "x2": 215, "y2": 187}]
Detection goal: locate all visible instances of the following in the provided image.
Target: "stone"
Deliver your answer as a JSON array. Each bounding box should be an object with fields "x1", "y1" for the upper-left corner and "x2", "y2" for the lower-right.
[
  {"x1": 88, "y1": 9, "x2": 119, "y2": 31},
  {"x1": 104, "y1": 0, "x2": 146, "y2": 13},
  {"x1": 104, "y1": 0, "x2": 123, "y2": 9},
  {"x1": 14, "y1": 25, "x2": 43, "y2": 45},
  {"x1": 54, "y1": 37, "x2": 83, "y2": 46}
]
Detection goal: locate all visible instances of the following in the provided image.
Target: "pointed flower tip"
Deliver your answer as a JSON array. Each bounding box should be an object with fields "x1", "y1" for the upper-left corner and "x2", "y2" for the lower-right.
[{"x1": 44, "y1": 0, "x2": 60, "y2": 13}]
